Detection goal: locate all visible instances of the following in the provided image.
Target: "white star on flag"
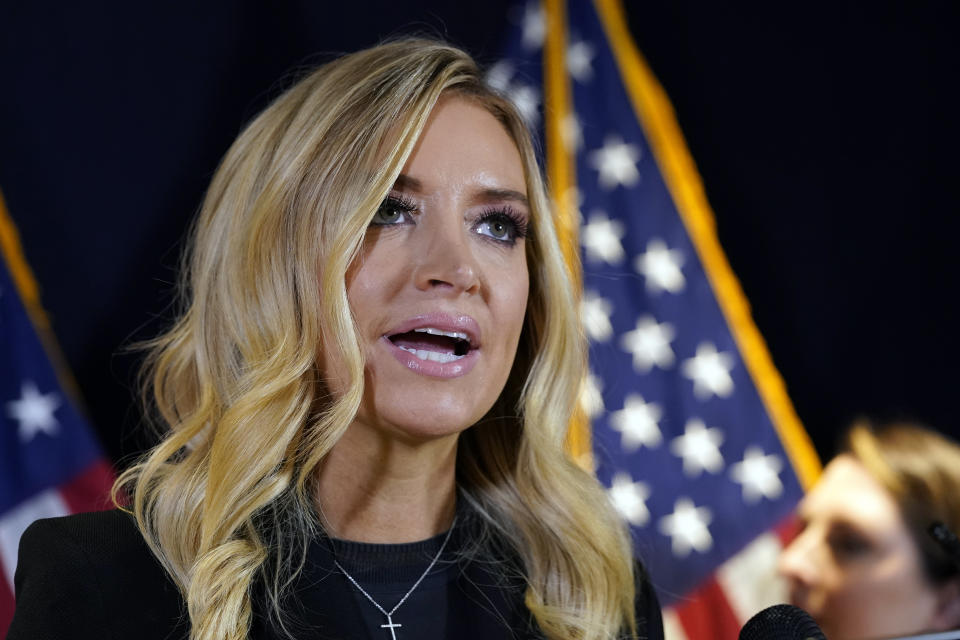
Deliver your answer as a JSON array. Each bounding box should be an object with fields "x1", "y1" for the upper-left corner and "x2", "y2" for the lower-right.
[
  {"x1": 567, "y1": 40, "x2": 595, "y2": 83},
  {"x1": 588, "y1": 135, "x2": 641, "y2": 190},
  {"x1": 620, "y1": 314, "x2": 676, "y2": 372},
  {"x1": 670, "y1": 418, "x2": 725, "y2": 477},
  {"x1": 508, "y1": 83, "x2": 540, "y2": 126},
  {"x1": 659, "y1": 497, "x2": 714, "y2": 557},
  {"x1": 520, "y1": 1, "x2": 546, "y2": 50},
  {"x1": 583, "y1": 290, "x2": 614, "y2": 342},
  {"x1": 580, "y1": 371, "x2": 605, "y2": 419},
  {"x1": 610, "y1": 393, "x2": 663, "y2": 452},
  {"x1": 730, "y1": 447, "x2": 784, "y2": 503},
  {"x1": 485, "y1": 60, "x2": 513, "y2": 92},
  {"x1": 581, "y1": 210, "x2": 626, "y2": 265},
  {"x1": 635, "y1": 238, "x2": 685, "y2": 294},
  {"x1": 6, "y1": 380, "x2": 61, "y2": 442},
  {"x1": 681, "y1": 342, "x2": 736, "y2": 400},
  {"x1": 608, "y1": 472, "x2": 651, "y2": 527}
]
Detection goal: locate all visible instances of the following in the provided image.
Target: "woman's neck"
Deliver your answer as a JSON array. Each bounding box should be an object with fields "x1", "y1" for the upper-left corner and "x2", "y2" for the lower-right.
[{"x1": 315, "y1": 422, "x2": 459, "y2": 543}]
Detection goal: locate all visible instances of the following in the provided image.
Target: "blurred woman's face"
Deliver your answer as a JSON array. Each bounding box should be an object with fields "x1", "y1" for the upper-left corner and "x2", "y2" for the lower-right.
[
  {"x1": 778, "y1": 455, "x2": 953, "y2": 639},
  {"x1": 335, "y1": 95, "x2": 530, "y2": 442}
]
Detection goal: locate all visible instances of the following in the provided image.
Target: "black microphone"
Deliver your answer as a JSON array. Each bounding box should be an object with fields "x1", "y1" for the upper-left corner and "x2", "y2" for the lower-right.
[{"x1": 738, "y1": 604, "x2": 827, "y2": 640}]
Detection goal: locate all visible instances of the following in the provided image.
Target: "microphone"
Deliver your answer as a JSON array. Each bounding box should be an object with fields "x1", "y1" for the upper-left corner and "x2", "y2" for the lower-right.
[{"x1": 738, "y1": 604, "x2": 826, "y2": 640}]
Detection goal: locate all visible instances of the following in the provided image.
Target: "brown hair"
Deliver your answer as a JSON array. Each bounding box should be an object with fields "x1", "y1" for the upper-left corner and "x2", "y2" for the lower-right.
[{"x1": 846, "y1": 420, "x2": 960, "y2": 583}]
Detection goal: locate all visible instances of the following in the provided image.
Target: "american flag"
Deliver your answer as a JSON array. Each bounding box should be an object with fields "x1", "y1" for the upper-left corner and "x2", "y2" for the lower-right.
[
  {"x1": 492, "y1": 1, "x2": 822, "y2": 637},
  {"x1": 0, "y1": 192, "x2": 114, "y2": 635}
]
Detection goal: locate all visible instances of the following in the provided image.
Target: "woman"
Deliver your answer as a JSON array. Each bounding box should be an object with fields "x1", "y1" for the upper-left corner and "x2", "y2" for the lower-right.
[
  {"x1": 778, "y1": 421, "x2": 960, "y2": 639},
  {"x1": 10, "y1": 39, "x2": 662, "y2": 639}
]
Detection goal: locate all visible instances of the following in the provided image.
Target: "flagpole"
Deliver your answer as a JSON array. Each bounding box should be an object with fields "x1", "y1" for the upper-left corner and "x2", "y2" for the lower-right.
[
  {"x1": 543, "y1": 0, "x2": 594, "y2": 468},
  {"x1": 0, "y1": 191, "x2": 85, "y2": 404},
  {"x1": 592, "y1": 0, "x2": 822, "y2": 489}
]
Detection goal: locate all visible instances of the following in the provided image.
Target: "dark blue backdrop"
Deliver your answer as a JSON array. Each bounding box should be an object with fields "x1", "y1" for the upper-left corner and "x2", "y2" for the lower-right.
[{"x1": 1, "y1": 1, "x2": 957, "y2": 464}]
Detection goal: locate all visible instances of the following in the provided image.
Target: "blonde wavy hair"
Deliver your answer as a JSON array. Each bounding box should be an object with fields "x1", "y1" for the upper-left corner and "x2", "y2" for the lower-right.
[{"x1": 115, "y1": 38, "x2": 637, "y2": 640}]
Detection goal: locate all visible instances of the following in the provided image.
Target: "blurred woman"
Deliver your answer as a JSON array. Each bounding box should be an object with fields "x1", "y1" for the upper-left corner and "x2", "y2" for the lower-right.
[
  {"x1": 778, "y1": 421, "x2": 960, "y2": 639},
  {"x1": 10, "y1": 39, "x2": 662, "y2": 639}
]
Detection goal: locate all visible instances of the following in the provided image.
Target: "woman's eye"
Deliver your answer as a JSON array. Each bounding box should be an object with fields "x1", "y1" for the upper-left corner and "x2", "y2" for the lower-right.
[
  {"x1": 828, "y1": 529, "x2": 871, "y2": 560},
  {"x1": 478, "y1": 218, "x2": 512, "y2": 240},
  {"x1": 474, "y1": 211, "x2": 527, "y2": 244},
  {"x1": 371, "y1": 197, "x2": 415, "y2": 226}
]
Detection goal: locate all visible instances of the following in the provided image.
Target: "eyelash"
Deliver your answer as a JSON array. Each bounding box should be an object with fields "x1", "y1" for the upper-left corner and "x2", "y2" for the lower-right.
[
  {"x1": 370, "y1": 196, "x2": 530, "y2": 246},
  {"x1": 475, "y1": 207, "x2": 529, "y2": 246},
  {"x1": 370, "y1": 194, "x2": 418, "y2": 226}
]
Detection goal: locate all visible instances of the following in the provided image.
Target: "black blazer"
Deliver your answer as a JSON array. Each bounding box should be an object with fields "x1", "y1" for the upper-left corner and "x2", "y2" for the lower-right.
[
  {"x1": 8, "y1": 510, "x2": 188, "y2": 640},
  {"x1": 9, "y1": 510, "x2": 664, "y2": 640}
]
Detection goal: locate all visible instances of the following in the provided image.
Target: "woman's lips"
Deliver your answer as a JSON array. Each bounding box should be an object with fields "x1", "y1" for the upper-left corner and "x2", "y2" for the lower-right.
[
  {"x1": 382, "y1": 335, "x2": 479, "y2": 378},
  {"x1": 381, "y1": 313, "x2": 481, "y2": 378},
  {"x1": 386, "y1": 313, "x2": 481, "y2": 347}
]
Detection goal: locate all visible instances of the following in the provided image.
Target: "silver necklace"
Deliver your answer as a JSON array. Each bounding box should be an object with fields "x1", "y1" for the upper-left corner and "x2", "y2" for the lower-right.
[{"x1": 333, "y1": 516, "x2": 458, "y2": 640}]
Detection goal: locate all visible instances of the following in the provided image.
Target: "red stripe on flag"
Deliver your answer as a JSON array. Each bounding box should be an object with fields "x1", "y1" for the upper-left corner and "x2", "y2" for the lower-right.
[
  {"x1": 58, "y1": 460, "x2": 116, "y2": 513},
  {"x1": 775, "y1": 514, "x2": 801, "y2": 547},
  {"x1": 0, "y1": 555, "x2": 15, "y2": 638},
  {"x1": 675, "y1": 576, "x2": 742, "y2": 640}
]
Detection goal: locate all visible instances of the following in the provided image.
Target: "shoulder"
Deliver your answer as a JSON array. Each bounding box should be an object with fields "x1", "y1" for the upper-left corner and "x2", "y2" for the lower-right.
[
  {"x1": 15, "y1": 509, "x2": 168, "y2": 588},
  {"x1": 20, "y1": 508, "x2": 144, "y2": 555},
  {"x1": 8, "y1": 509, "x2": 188, "y2": 640}
]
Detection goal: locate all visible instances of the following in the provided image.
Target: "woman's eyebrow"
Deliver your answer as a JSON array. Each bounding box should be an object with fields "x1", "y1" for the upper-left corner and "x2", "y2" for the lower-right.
[
  {"x1": 394, "y1": 173, "x2": 529, "y2": 207},
  {"x1": 476, "y1": 187, "x2": 529, "y2": 207},
  {"x1": 393, "y1": 174, "x2": 423, "y2": 192}
]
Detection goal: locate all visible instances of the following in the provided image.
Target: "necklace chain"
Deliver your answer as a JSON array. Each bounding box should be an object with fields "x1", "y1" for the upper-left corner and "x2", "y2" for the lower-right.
[{"x1": 334, "y1": 516, "x2": 458, "y2": 639}]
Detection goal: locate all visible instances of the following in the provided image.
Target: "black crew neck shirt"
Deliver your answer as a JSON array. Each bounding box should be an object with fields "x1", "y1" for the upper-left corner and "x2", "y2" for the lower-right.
[
  {"x1": 327, "y1": 525, "x2": 515, "y2": 639},
  {"x1": 271, "y1": 514, "x2": 536, "y2": 639}
]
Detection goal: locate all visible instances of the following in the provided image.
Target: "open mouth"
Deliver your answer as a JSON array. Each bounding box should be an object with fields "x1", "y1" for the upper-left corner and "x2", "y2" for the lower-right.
[{"x1": 387, "y1": 327, "x2": 472, "y2": 364}]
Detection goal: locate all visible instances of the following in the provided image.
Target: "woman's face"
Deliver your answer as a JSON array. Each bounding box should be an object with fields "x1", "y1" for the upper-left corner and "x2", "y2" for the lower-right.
[
  {"x1": 778, "y1": 455, "x2": 954, "y2": 639},
  {"x1": 337, "y1": 96, "x2": 530, "y2": 442}
]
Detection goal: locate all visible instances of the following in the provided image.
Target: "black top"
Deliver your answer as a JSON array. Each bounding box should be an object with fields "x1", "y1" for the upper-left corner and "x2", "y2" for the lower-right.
[
  {"x1": 9, "y1": 509, "x2": 664, "y2": 640},
  {"x1": 315, "y1": 523, "x2": 525, "y2": 639}
]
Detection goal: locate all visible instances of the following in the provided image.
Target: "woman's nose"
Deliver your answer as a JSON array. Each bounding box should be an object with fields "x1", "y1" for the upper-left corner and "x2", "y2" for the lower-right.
[
  {"x1": 778, "y1": 528, "x2": 819, "y2": 587},
  {"x1": 411, "y1": 216, "x2": 481, "y2": 295}
]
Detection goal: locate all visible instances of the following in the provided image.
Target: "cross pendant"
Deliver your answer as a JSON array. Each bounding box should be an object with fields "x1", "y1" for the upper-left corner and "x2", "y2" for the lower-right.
[{"x1": 381, "y1": 613, "x2": 402, "y2": 640}]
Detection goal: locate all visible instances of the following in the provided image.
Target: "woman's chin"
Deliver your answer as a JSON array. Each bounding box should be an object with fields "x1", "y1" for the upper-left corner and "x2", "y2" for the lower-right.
[{"x1": 352, "y1": 404, "x2": 480, "y2": 444}]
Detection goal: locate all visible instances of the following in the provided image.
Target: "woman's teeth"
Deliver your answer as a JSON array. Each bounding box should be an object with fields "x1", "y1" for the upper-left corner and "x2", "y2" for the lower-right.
[
  {"x1": 397, "y1": 345, "x2": 465, "y2": 363},
  {"x1": 387, "y1": 326, "x2": 472, "y2": 359},
  {"x1": 413, "y1": 327, "x2": 469, "y2": 342}
]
